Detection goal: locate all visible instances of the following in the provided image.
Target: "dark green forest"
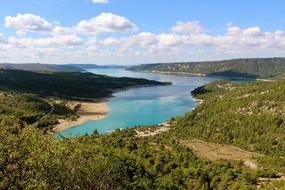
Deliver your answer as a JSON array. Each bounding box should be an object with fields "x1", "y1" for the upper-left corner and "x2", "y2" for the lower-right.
[
  {"x1": 0, "y1": 69, "x2": 170, "y2": 100},
  {"x1": 171, "y1": 80, "x2": 285, "y2": 177},
  {"x1": 0, "y1": 117, "x2": 270, "y2": 189}
]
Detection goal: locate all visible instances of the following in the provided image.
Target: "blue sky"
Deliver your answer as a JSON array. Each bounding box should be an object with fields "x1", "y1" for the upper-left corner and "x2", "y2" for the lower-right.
[{"x1": 0, "y1": 0, "x2": 285, "y2": 64}]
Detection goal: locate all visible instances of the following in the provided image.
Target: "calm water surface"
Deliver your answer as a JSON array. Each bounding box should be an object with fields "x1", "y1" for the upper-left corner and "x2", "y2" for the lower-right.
[{"x1": 60, "y1": 69, "x2": 218, "y2": 136}]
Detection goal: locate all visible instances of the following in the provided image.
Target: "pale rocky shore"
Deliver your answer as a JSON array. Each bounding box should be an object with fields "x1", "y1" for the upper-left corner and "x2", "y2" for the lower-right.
[{"x1": 53, "y1": 101, "x2": 108, "y2": 133}]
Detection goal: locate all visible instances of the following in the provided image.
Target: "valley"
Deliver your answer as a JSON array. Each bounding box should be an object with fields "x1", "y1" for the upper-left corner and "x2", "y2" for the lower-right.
[{"x1": 1, "y1": 65, "x2": 285, "y2": 189}]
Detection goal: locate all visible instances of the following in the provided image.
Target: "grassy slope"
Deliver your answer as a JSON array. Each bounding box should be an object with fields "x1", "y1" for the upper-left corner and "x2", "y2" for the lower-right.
[{"x1": 128, "y1": 57, "x2": 285, "y2": 79}]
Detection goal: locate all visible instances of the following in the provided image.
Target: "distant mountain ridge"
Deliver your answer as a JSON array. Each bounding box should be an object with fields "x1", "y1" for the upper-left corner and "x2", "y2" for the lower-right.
[
  {"x1": 0, "y1": 63, "x2": 83, "y2": 72},
  {"x1": 0, "y1": 63, "x2": 128, "y2": 72},
  {"x1": 66, "y1": 64, "x2": 127, "y2": 70},
  {"x1": 128, "y1": 57, "x2": 285, "y2": 79}
]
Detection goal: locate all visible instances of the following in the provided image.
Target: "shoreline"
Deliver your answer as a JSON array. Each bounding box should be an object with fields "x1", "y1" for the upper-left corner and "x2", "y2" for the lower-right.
[
  {"x1": 53, "y1": 101, "x2": 109, "y2": 133},
  {"x1": 129, "y1": 69, "x2": 275, "y2": 81},
  {"x1": 52, "y1": 71, "x2": 206, "y2": 134},
  {"x1": 52, "y1": 83, "x2": 170, "y2": 134}
]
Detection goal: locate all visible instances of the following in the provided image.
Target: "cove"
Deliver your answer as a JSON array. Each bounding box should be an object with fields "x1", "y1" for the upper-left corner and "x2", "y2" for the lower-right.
[{"x1": 59, "y1": 68, "x2": 219, "y2": 137}]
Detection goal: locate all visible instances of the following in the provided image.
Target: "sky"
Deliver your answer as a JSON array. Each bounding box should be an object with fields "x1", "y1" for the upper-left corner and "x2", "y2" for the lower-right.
[{"x1": 0, "y1": 0, "x2": 285, "y2": 65}]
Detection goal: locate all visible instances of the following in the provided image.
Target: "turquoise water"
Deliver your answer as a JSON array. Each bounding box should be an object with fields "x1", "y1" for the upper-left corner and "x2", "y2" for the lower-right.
[{"x1": 59, "y1": 69, "x2": 219, "y2": 137}]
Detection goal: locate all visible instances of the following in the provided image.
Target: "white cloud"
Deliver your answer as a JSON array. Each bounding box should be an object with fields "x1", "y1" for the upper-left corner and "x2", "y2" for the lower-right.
[
  {"x1": 100, "y1": 38, "x2": 120, "y2": 45},
  {"x1": 52, "y1": 26, "x2": 74, "y2": 35},
  {"x1": 157, "y1": 33, "x2": 182, "y2": 46},
  {"x1": 5, "y1": 13, "x2": 53, "y2": 32},
  {"x1": 0, "y1": 33, "x2": 5, "y2": 44},
  {"x1": 2, "y1": 15, "x2": 285, "y2": 64},
  {"x1": 243, "y1": 26, "x2": 261, "y2": 36},
  {"x1": 16, "y1": 31, "x2": 26, "y2": 37},
  {"x1": 227, "y1": 26, "x2": 242, "y2": 36},
  {"x1": 115, "y1": 32, "x2": 158, "y2": 49},
  {"x1": 172, "y1": 21, "x2": 206, "y2": 34},
  {"x1": 77, "y1": 12, "x2": 137, "y2": 35},
  {"x1": 89, "y1": 0, "x2": 109, "y2": 4},
  {"x1": 8, "y1": 34, "x2": 84, "y2": 47},
  {"x1": 103, "y1": 24, "x2": 285, "y2": 57}
]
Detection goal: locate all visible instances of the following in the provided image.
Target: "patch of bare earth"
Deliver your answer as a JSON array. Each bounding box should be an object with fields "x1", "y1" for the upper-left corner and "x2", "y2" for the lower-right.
[
  {"x1": 135, "y1": 127, "x2": 170, "y2": 137},
  {"x1": 135, "y1": 120, "x2": 173, "y2": 137},
  {"x1": 180, "y1": 139, "x2": 262, "y2": 169},
  {"x1": 53, "y1": 101, "x2": 108, "y2": 133}
]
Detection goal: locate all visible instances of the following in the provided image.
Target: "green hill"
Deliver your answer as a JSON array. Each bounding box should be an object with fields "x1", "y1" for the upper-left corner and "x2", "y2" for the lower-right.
[
  {"x1": 1, "y1": 79, "x2": 285, "y2": 189},
  {"x1": 128, "y1": 57, "x2": 285, "y2": 79},
  {"x1": 168, "y1": 80, "x2": 285, "y2": 176},
  {"x1": 0, "y1": 92, "x2": 77, "y2": 130},
  {"x1": 0, "y1": 92, "x2": 50, "y2": 123},
  {"x1": 0, "y1": 69, "x2": 170, "y2": 100},
  {"x1": 182, "y1": 80, "x2": 285, "y2": 156}
]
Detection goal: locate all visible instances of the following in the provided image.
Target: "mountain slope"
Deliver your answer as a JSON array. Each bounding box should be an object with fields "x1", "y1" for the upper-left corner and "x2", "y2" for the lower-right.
[
  {"x1": 175, "y1": 80, "x2": 285, "y2": 156},
  {"x1": 66, "y1": 64, "x2": 127, "y2": 70},
  {"x1": 128, "y1": 57, "x2": 285, "y2": 79},
  {"x1": 0, "y1": 91, "x2": 76, "y2": 129},
  {"x1": 167, "y1": 80, "x2": 285, "y2": 176}
]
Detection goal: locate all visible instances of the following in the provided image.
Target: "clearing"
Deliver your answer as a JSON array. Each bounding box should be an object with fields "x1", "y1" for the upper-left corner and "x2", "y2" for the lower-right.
[{"x1": 180, "y1": 139, "x2": 263, "y2": 169}]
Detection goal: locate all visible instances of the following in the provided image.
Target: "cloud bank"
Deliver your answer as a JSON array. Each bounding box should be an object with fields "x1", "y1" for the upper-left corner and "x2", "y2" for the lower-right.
[{"x1": 1, "y1": 12, "x2": 285, "y2": 64}]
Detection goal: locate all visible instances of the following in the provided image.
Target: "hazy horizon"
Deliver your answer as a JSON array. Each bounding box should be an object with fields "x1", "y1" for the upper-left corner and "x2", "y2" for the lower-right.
[{"x1": 1, "y1": 56, "x2": 285, "y2": 66}]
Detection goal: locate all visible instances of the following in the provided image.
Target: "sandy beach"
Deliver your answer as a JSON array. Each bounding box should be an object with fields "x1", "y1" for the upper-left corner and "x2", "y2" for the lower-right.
[{"x1": 53, "y1": 101, "x2": 108, "y2": 133}]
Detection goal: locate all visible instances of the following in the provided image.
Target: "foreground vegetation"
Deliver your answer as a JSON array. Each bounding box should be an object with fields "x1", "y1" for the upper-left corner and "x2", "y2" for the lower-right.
[
  {"x1": 1, "y1": 76, "x2": 285, "y2": 189},
  {"x1": 1, "y1": 117, "x2": 284, "y2": 189},
  {"x1": 0, "y1": 119, "x2": 265, "y2": 189},
  {"x1": 128, "y1": 57, "x2": 285, "y2": 79}
]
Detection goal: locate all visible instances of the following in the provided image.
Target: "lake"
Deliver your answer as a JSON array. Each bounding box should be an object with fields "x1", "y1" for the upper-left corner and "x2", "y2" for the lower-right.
[{"x1": 59, "y1": 68, "x2": 219, "y2": 137}]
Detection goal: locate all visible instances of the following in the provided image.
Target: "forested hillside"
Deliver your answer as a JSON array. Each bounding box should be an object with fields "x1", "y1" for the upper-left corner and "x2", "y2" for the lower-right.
[
  {"x1": 0, "y1": 92, "x2": 77, "y2": 130},
  {"x1": 184, "y1": 80, "x2": 285, "y2": 156},
  {"x1": 128, "y1": 57, "x2": 285, "y2": 79},
  {"x1": 1, "y1": 79, "x2": 285, "y2": 189},
  {"x1": 0, "y1": 117, "x2": 271, "y2": 189},
  {"x1": 0, "y1": 69, "x2": 170, "y2": 100},
  {"x1": 169, "y1": 80, "x2": 285, "y2": 175}
]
